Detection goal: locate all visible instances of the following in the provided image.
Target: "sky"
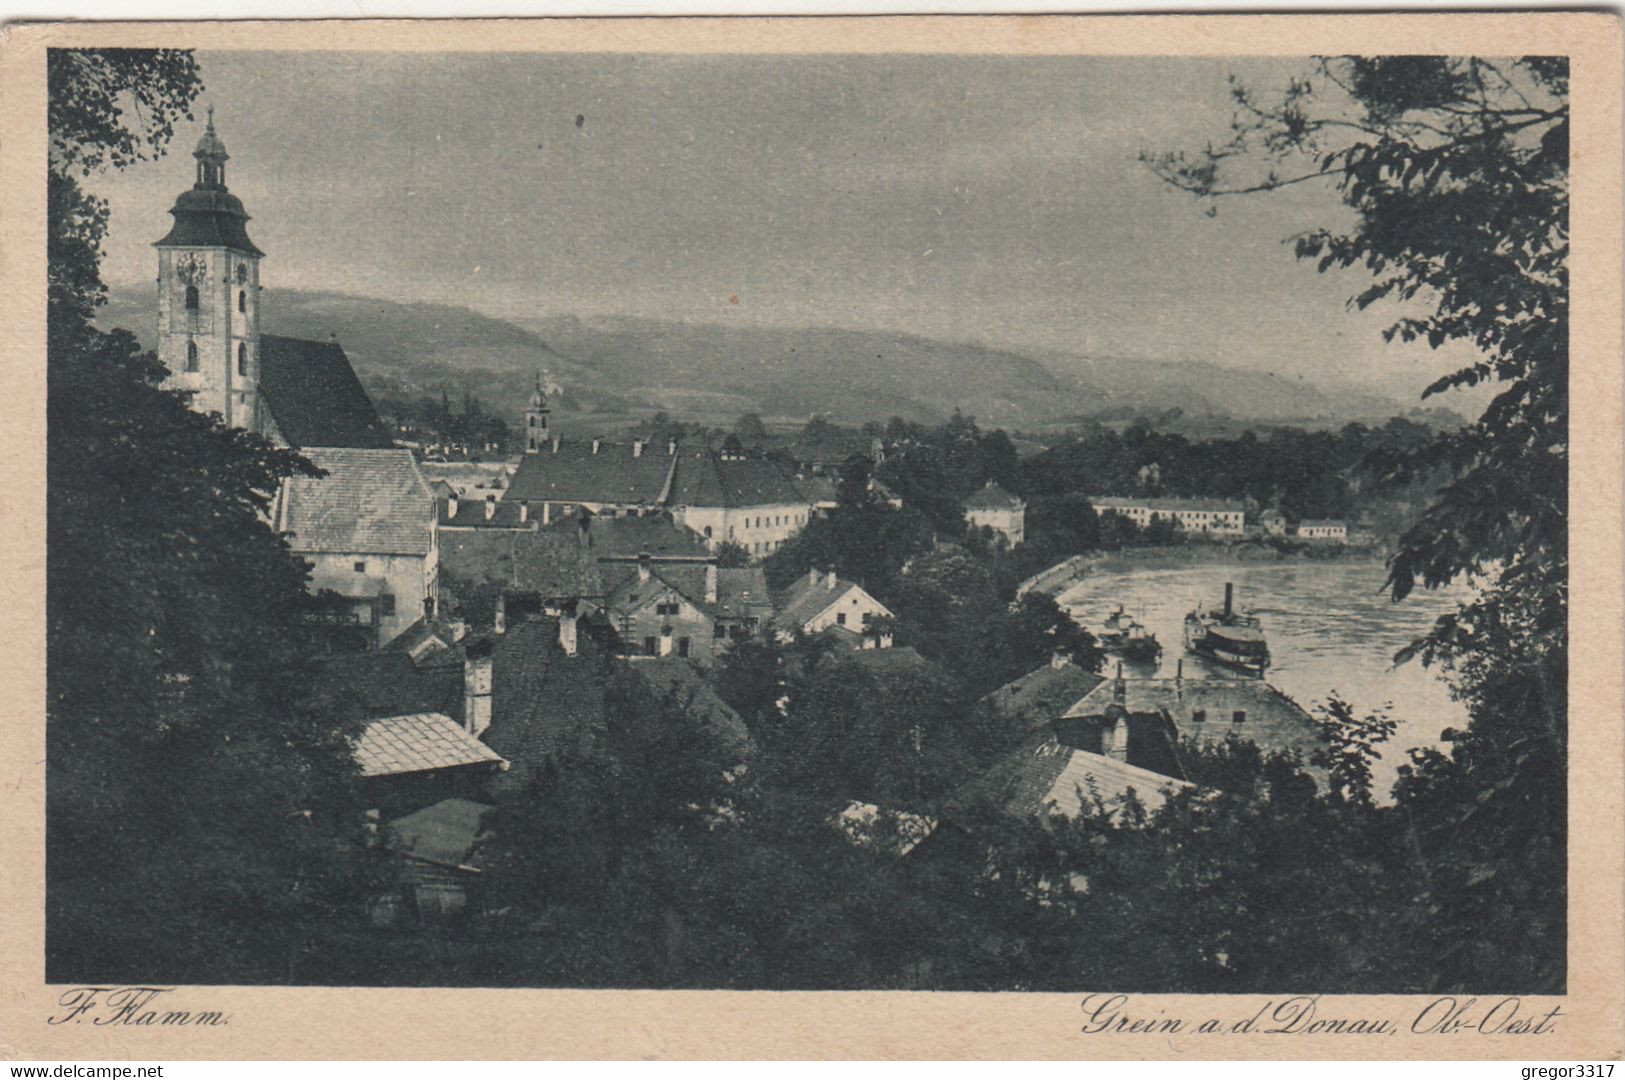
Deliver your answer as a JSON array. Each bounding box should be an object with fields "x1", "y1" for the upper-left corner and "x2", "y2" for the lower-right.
[{"x1": 92, "y1": 51, "x2": 1483, "y2": 402}]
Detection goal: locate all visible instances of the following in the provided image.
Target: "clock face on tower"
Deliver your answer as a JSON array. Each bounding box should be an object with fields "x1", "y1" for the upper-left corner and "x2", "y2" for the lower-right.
[{"x1": 175, "y1": 253, "x2": 208, "y2": 285}]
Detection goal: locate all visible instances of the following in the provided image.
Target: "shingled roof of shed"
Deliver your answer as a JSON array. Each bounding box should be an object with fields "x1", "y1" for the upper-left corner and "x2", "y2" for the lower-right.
[
  {"x1": 354, "y1": 712, "x2": 507, "y2": 777},
  {"x1": 259, "y1": 336, "x2": 394, "y2": 449},
  {"x1": 277, "y1": 448, "x2": 433, "y2": 555}
]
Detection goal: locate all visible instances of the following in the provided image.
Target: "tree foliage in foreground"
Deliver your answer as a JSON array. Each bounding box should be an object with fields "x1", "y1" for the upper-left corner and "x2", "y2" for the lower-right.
[
  {"x1": 1148, "y1": 55, "x2": 1568, "y2": 991},
  {"x1": 47, "y1": 49, "x2": 373, "y2": 983}
]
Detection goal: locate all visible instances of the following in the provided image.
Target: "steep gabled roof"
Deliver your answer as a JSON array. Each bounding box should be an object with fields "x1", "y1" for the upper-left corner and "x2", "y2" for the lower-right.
[
  {"x1": 966, "y1": 735, "x2": 1191, "y2": 821},
  {"x1": 506, "y1": 439, "x2": 676, "y2": 507},
  {"x1": 385, "y1": 798, "x2": 493, "y2": 870},
  {"x1": 603, "y1": 564, "x2": 712, "y2": 618},
  {"x1": 981, "y1": 661, "x2": 1105, "y2": 732},
  {"x1": 714, "y1": 567, "x2": 774, "y2": 621},
  {"x1": 623, "y1": 657, "x2": 753, "y2": 758},
  {"x1": 259, "y1": 336, "x2": 394, "y2": 449},
  {"x1": 963, "y1": 480, "x2": 1025, "y2": 511},
  {"x1": 1066, "y1": 677, "x2": 1321, "y2": 762},
  {"x1": 277, "y1": 447, "x2": 432, "y2": 555},
  {"x1": 311, "y1": 651, "x2": 462, "y2": 718},
  {"x1": 479, "y1": 618, "x2": 613, "y2": 795},
  {"x1": 774, "y1": 573, "x2": 888, "y2": 632}
]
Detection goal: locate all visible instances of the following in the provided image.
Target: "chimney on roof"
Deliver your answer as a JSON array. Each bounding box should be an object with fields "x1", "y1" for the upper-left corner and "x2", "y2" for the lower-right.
[
  {"x1": 494, "y1": 593, "x2": 507, "y2": 635},
  {"x1": 578, "y1": 512, "x2": 591, "y2": 548},
  {"x1": 1223, "y1": 582, "x2": 1234, "y2": 619},
  {"x1": 551, "y1": 434, "x2": 561, "y2": 453},
  {"x1": 447, "y1": 492, "x2": 459, "y2": 518},
  {"x1": 485, "y1": 494, "x2": 497, "y2": 521},
  {"x1": 632, "y1": 438, "x2": 645, "y2": 458},
  {"x1": 558, "y1": 601, "x2": 578, "y2": 657},
  {"x1": 808, "y1": 567, "x2": 819, "y2": 587},
  {"x1": 463, "y1": 638, "x2": 494, "y2": 737},
  {"x1": 668, "y1": 438, "x2": 677, "y2": 456},
  {"x1": 541, "y1": 501, "x2": 552, "y2": 526},
  {"x1": 1051, "y1": 649, "x2": 1070, "y2": 670},
  {"x1": 705, "y1": 563, "x2": 718, "y2": 604},
  {"x1": 1113, "y1": 661, "x2": 1125, "y2": 704},
  {"x1": 638, "y1": 551, "x2": 652, "y2": 583},
  {"x1": 592, "y1": 437, "x2": 602, "y2": 455},
  {"x1": 518, "y1": 499, "x2": 529, "y2": 524},
  {"x1": 1105, "y1": 713, "x2": 1129, "y2": 761},
  {"x1": 826, "y1": 569, "x2": 837, "y2": 591}
]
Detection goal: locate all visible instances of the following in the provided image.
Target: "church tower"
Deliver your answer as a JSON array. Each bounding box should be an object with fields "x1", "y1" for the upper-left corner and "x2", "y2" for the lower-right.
[
  {"x1": 525, "y1": 371, "x2": 550, "y2": 452},
  {"x1": 154, "y1": 107, "x2": 265, "y2": 431}
]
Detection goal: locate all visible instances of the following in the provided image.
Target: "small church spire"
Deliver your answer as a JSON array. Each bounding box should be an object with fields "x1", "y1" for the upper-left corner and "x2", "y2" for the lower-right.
[
  {"x1": 525, "y1": 370, "x2": 551, "y2": 453},
  {"x1": 193, "y1": 104, "x2": 231, "y2": 190}
]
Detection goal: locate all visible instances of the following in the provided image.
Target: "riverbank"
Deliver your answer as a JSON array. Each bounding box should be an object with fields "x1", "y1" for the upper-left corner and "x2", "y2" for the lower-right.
[{"x1": 1025, "y1": 539, "x2": 1389, "y2": 597}]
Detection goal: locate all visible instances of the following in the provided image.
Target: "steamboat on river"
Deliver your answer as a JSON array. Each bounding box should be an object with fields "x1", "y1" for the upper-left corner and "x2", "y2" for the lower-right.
[{"x1": 1184, "y1": 582, "x2": 1270, "y2": 676}]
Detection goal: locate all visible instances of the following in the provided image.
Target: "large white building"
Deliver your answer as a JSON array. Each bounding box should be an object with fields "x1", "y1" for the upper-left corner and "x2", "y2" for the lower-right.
[{"x1": 1092, "y1": 496, "x2": 1245, "y2": 537}]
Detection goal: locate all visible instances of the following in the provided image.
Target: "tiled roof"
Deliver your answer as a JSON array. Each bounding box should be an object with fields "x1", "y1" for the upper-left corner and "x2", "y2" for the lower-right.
[
  {"x1": 603, "y1": 564, "x2": 712, "y2": 617},
  {"x1": 480, "y1": 617, "x2": 613, "y2": 794},
  {"x1": 506, "y1": 439, "x2": 676, "y2": 507},
  {"x1": 670, "y1": 450, "x2": 810, "y2": 509},
  {"x1": 622, "y1": 657, "x2": 753, "y2": 757},
  {"x1": 438, "y1": 528, "x2": 603, "y2": 599},
  {"x1": 963, "y1": 480, "x2": 1024, "y2": 510},
  {"x1": 354, "y1": 712, "x2": 507, "y2": 777},
  {"x1": 973, "y1": 735, "x2": 1191, "y2": 820},
  {"x1": 259, "y1": 336, "x2": 394, "y2": 449},
  {"x1": 774, "y1": 573, "x2": 885, "y2": 632},
  {"x1": 1066, "y1": 677, "x2": 1322, "y2": 762},
  {"x1": 796, "y1": 475, "x2": 839, "y2": 506},
  {"x1": 714, "y1": 567, "x2": 774, "y2": 621},
  {"x1": 1297, "y1": 518, "x2": 1347, "y2": 529},
  {"x1": 277, "y1": 448, "x2": 433, "y2": 555},
  {"x1": 843, "y1": 645, "x2": 930, "y2": 674},
  {"x1": 545, "y1": 512, "x2": 714, "y2": 561},
  {"x1": 981, "y1": 661, "x2": 1105, "y2": 731},
  {"x1": 311, "y1": 651, "x2": 462, "y2": 718},
  {"x1": 439, "y1": 495, "x2": 538, "y2": 530},
  {"x1": 385, "y1": 798, "x2": 493, "y2": 870},
  {"x1": 1092, "y1": 496, "x2": 1245, "y2": 512}
]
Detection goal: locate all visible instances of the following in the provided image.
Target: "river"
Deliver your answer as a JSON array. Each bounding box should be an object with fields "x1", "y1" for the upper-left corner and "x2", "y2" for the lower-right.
[{"x1": 1055, "y1": 557, "x2": 1471, "y2": 796}]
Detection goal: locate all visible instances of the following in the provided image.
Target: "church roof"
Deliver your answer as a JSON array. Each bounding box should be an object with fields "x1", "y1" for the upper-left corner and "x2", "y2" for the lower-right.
[
  {"x1": 277, "y1": 447, "x2": 434, "y2": 556},
  {"x1": 259, "y1": 335, "x2": 395, "y2": 449},
  {"x1": 153, "y1": 186, "x2": 264, "y2": 256},
  {"x1": 506, "y1": 439, "x2": 677, "y2": 507}
]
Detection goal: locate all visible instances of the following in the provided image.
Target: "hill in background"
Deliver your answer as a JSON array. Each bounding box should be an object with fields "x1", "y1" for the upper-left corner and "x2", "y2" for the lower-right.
[{"x1": 98, "y1": 284, "x2": 1428, "y2": 435}]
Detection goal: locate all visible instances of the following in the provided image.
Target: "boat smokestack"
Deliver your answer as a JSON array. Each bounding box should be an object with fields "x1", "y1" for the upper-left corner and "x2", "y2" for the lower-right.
[{"x1": 1223, "y1": 582, "x2": 1233, "y2": 619}]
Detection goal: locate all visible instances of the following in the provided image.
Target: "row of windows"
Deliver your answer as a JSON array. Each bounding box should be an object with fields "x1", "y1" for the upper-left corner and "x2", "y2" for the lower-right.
[
  {"x1": 181, "y1": 341, "x2": 251, "y2": 375},
  {"x1": 1190, "y1": 709, "x2": 1247, "y2": 724},
  {"x1": 181, "y1": 286, "x2": 250, "y2": 313}
]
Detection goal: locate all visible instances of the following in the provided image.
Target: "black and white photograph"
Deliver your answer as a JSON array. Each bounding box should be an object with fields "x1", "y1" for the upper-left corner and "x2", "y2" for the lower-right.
[{"x1": 14, "y1": 17, "x2": 1620, "y2": 1052}]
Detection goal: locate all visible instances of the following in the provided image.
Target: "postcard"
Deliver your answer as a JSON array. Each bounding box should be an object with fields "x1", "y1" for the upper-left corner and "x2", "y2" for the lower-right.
[{"x1": 0, "y1": 13, "x2": 1619, "y2": 1060}]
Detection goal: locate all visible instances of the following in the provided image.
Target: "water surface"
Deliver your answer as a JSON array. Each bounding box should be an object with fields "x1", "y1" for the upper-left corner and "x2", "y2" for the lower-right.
[{"x1": 1057, "y1": 558, "x2": 1470, "y2": 795}]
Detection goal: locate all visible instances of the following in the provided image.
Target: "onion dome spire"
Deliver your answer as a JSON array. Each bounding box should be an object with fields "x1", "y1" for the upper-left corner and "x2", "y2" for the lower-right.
[{"x1": 155, "y1": 107, "x2": 263, "y2": 256}]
